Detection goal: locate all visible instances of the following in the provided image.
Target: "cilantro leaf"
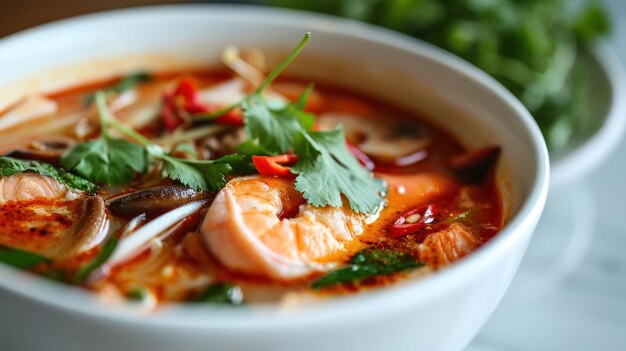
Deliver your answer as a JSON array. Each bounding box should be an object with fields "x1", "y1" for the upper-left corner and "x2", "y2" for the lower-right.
[
  {"x1": 160, "y1": 155, "x2": 233, "y2": 191},
  {"x1": 61, "y1": 92, "x2": 147, "y2": 185},
  {"x1": 242, "y1": 94, "x2": 315, "y2": 154},
  {"x1": 61, "y1": 136, "x2": 146, "y2": 185},
  {"x1": 0, "y1": 156, "x2": 97, "y2": 193},
  {"x1": 0, "y1": 245, "x2": 51, "y2": 270},
  {"x1": 292, "y1": 127, "x2": 386, "y2": 214},
  {"x1": 312, "y1": 248, "x2": 423, "y2": 290}
]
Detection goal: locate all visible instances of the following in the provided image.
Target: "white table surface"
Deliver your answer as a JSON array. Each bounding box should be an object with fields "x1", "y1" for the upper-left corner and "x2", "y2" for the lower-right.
[{"x1": 468, "y1": 1, "x2": 626, "y2": 350}]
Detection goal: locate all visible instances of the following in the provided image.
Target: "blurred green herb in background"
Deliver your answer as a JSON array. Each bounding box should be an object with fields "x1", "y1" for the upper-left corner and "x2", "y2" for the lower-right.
[{"x1": 267, "y1": 0, "x2": 610, "y2": 151}]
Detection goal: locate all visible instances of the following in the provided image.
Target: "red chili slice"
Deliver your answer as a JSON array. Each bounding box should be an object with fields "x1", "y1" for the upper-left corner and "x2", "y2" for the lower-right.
[
  {"x1": 161, "y1": 79, "x2": 244, "y2": 131},
  {"x1": 252, "y1": 154, "x2": 298, "y2": 177},
  {"x1": 388, "y1": 204, "x2": 439, "y2": 237},
  {"x1": 213, "y1": 108, "x2": 244, "y2": 126},
  {"x1": 162, "y1": 80, "x2": 210, "y2": 131}
]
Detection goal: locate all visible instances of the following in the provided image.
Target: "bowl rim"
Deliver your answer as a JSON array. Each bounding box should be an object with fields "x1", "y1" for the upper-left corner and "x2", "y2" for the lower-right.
[
  {"x1": 550, "y1": 42, "x2": 626, "y2": 188},
  {"x1": 0, "y1": 4, "x2": 550, "y2": 329}
]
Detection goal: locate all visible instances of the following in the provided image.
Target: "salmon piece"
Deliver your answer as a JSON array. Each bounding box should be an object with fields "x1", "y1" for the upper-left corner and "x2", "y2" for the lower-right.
[
  {"x1": 0, "y1": 173, "x2": 107, "y2": 259},
  {"x1": 0, "y1": 173, "x2": 67, "y2": 204},
  {"x1": 418, "y1": 223, "x2": 480, "y2": 268}
]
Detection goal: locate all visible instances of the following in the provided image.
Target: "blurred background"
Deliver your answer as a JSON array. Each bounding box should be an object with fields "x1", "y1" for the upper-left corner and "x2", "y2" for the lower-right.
[{"x1": 2, "y1": 1, "x2": 625, "y2": 350}]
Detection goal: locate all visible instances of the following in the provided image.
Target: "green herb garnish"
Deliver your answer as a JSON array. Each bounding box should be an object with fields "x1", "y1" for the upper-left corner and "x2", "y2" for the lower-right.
[
  {"x1": 159, "y1": 154, "x2": 234, "y2": 191},
  {"x1": 293, "y1": 127, "x2": 385, "y2": 214},
  {"x1": 61, "y1": 92, "x2": 147, "y2": 185},
  {"x1": 202, "y1": 33, "x2": 385, "y2": 214},
  {"x1": 0, "y1": 245, "x2": 51, "y2": 269},
  {"x1": 312, "y1": 248, "x2": 423, "y2": 290},
  {"x1": 63, "y1": 92, "x2": 240, "y2": 191},
  {"x1": 193, "y1": 282, "x2": 244, "y2": 305},
  {"x1": 62, "y1": 34, "x2": 385, "y2": 212},
  {"x1": 0, "y1": 156, "x2": 97, "y2": 193},
  {"x1": 73, "y1": 237, "x2": 119, "y2": 283}
]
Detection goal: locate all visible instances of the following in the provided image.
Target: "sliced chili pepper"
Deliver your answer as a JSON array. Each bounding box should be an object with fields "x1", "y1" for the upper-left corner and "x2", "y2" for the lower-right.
[
  {"x1": 252, "y1": 154, "x2": 298, "y2": 177},
  {"x1": 346, "y1": 142, "x2": 375, "y2": 171},
  {"x1": 388, "y1": 204, "x2": 439, "y2": 237},
  {"x1": 213, "y1": 108, "x2": 244, "y2": 126},
  {"x1": 161, "y1": 79, "x2": 244, "y2": 131},
  {"x1": 162, "y1": 80, "x2": 210, "y2": 131}
]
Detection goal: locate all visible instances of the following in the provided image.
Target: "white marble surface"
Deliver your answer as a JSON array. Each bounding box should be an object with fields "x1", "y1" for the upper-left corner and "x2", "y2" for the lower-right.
[{"x1": 468, "y1": 1, "x2": 626, "y2": 350}]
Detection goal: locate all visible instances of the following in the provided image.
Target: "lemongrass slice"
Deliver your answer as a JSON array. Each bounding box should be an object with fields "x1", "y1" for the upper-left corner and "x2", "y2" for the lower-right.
[{"x1": 0, "y1": 95, "x2": 57, "y2": 132}]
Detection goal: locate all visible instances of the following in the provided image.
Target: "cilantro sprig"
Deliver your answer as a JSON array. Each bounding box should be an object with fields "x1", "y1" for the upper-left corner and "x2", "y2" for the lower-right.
[
  {"x1": 293, "y1": 128, "x2": 385, "y2": 214},
  {"x1": 203, "y1": 33, "x2": 386, "y2": 214},
  {"x1": 62, "y1": 92, "x2": 239, "y2": 191},
  {"x1": 61, "y1": 93, "x2": 147, "y2": 185}
]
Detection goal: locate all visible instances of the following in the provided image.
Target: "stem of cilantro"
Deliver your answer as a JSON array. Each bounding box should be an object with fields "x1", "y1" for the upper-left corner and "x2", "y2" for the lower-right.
[
  {"x1": 194, "y1": 32, "x2": 312, "y2": 122},
  {"x1": 95, "y1": 91, "x2": 153, "y2": 147},
  {"x1": 256, "y1": 32, "x2": 311, "y2": 93},
  {"x1": 195, "y1": 103, "x2": 239, "y2": 120}
]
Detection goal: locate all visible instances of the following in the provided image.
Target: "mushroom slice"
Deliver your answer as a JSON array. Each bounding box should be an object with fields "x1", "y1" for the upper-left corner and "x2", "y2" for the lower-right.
[
  {"x1": 0, "y1": 94, "x2": 57, "y2": 132},
  {"x1": 417, "y1": 223, "x2": 480, "y2": 268},
  {"x1": 4, "y1": 137, "x2": 76, "y2": 165},
  {"x1": 319, "y1": 113, "x2": 431, "y2": 165},
  {"x1": 107, "y1": 185, "x2": 214, "y2": 219}
]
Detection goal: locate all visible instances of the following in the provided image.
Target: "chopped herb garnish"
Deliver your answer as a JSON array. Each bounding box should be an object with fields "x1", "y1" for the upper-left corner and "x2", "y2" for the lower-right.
[
  {"x1": 193, "y1": 282, "x2": 244, "y2": 305},
  {"x1": 0, "y1": 156, "x2": 97, "y2": 193},
  {"x1": 312, "y1": 248, "x2": 423, "y2": 290},
  {"x1": 61, "y1": 92, "x2": 147, "y2": 185},
  {"x1": 242, "y1": 94, "x2": 315, "y2": 154},
  {"x1": 0, "y1": 245, "x2": 51, "y2": 269},
  {"x1": 63, "y1": 91, "x2": 242, "y2": 191},
  {"x1": 293, "y1": 127, "x2": 386, "y2": 214},
  {"x1": 159, "y1": 154, "x2": 234, "y2": 191},
  {"x1": 73, "y1": 237, "x2": 119, "y2": 283}
]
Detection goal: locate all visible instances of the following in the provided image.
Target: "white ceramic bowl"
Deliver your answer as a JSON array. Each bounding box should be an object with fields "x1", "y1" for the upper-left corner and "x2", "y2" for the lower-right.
[{"x1": 0, "y1": 6, "x2": 549, "y2": 351}]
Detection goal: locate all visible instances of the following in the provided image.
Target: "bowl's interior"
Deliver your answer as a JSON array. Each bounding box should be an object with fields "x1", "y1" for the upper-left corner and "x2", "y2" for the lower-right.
[{"x1": 0, "y1": 5, "x2": 548, "y2": 325}]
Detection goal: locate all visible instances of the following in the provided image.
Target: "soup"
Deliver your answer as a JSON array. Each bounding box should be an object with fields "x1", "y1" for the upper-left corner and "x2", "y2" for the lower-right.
[{"x1": 0, "y1": 34, "x2": 501, "y2": 306}]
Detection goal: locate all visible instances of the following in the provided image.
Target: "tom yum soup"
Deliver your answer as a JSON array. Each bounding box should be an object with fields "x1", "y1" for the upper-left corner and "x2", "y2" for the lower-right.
[{"x1": 0, "y1": 34, "x2": 501, "y2": 305}]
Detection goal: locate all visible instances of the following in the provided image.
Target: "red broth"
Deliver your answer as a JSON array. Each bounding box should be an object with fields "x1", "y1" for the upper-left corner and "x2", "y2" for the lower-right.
[{"x1": 0, "y1": 69, "x2": 501, "y2": 304}]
